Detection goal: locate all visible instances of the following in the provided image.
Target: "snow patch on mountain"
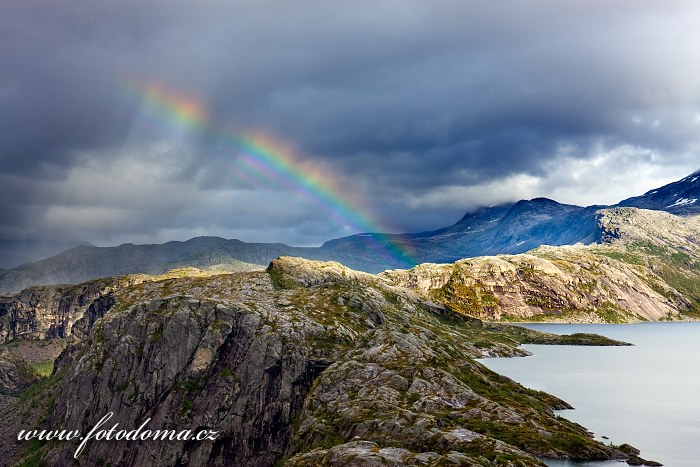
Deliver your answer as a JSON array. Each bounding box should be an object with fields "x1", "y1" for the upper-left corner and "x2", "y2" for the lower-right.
[{"x1": 667, "y1": 198, "x2": 697, "y2": 208}]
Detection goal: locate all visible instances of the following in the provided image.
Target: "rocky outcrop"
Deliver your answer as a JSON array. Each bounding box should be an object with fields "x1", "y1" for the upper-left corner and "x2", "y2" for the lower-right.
[
  {"x1": 596, "y1": 208, "x2": 700, "y2": 254},
  {"x1": 4, "y1": 258, "x2": 638, "y2": 466},
  {"x1": 382, "y1": 247, "x2": 680, "y2": 322},
  {"x1": 285, "y1": 330, "x2": 617, "y2": 465}
]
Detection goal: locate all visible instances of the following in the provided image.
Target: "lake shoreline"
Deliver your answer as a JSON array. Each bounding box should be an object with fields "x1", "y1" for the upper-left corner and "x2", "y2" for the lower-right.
[{"x1": 480, "y1": 322, "x2": 700, "y2": 466}]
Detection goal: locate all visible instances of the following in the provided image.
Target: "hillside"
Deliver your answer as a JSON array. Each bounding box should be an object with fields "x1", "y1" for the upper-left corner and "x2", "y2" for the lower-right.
[
  {"x1": 0, "y1": 257, "x2": 649, "y2": 466},
  {"x1": 384, "y1": 208, "x2": 700, "y2": 323}
]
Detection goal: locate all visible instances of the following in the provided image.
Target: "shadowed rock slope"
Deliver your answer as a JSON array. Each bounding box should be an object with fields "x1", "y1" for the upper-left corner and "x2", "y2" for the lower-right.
[
  {"x1": 383, "y1": 208, "x2": 700, "y2": 323},
  {"x1": 0, "y1": 257, "x2": 641, "y2": 466}
]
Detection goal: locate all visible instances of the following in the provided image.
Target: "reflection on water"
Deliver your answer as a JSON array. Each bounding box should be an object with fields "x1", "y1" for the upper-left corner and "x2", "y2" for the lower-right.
[{"x1": 479, "y1": 322, "x2": 700, "y2": 467}]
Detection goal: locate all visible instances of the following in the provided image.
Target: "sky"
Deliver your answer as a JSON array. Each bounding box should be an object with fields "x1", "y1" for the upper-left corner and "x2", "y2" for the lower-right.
[{"x1": 1, "y1": 0, "x2": 700, "y2": 268}]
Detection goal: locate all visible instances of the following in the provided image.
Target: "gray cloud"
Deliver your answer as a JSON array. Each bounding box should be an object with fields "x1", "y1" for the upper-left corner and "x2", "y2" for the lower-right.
[{"x1": 2, "y1": 0, "x2": 700, "y2": 267}]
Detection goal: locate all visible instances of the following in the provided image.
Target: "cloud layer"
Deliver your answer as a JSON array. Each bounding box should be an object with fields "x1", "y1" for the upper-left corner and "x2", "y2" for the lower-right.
[{"x1": 2, "y1": 0, "x2": 699, "y2": 267}]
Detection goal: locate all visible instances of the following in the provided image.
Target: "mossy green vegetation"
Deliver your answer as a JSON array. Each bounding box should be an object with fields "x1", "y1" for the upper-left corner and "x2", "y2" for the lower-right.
[
  {"x1": 29, "y1": 361, "x2": 54, "y2": 378},
  {"x1": 429, "y1": 277, "x2": 501, "y2": 319},
  {"x1": 15, "y1": 438, "x2": 48, "y2": 467},
  {"x1": 268, "y1": 267, "x2": 300, "y2": 290},
  {"x1": 11, "y1": 368, "x2": 68, "y2": 465},
  {"x1": 594, "y1": 249, "x2": 645, "y2": 266}
]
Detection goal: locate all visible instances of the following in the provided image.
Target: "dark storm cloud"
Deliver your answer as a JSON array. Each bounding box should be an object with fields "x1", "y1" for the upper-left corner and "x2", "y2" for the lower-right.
[{"x1": 2, "y1": 0, "x2": 700, "y2": 267}]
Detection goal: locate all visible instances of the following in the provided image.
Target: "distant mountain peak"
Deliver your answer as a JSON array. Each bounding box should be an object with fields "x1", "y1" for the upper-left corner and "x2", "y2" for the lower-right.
[
  {"x1": 527, "y1": 197, "x2": 560, "y2": 204},
  {"x1": 507, "y1": 197, "x2": 580, "y2": 215}
]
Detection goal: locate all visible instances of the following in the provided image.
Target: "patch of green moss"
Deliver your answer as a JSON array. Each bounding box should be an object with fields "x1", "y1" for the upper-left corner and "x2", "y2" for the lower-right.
[
  {"x1": 430, "y1": 279, "x2": 500, "y2": 319},
  {"x1": 179, "y1": 397, "x2": 194, "y2": 416},
  {"x1": 524, "y1": 295, "x2": 555, "y2": 309},
  {"x1": 464, "y1": 417, "x2": 603, "y2": 461},
  {"x1": 15, "y1": 438, "x2": 48, "y2": 467},
  {"x1": 175, "y1": 375, "x2": 207, "y2": 394},
  {"x1": 518, "y1": 309, "x2": 582, "y2": 322},
  {"x1": 30, "y1": 361, "x2": 54, "y2": 378},
  {"x1": 656, "y1": 266, "x2": 700, "y2": 316},
  {"x1": 595, "y1": 250, "x2": 645, "y2": 266},
  {"x1": 629, "y1": 241, "x2": 667, "y2": 256},
  {"x1": 148, "y1": 324, "x2": 164, "y2": 342},
  {"x1": 671, "y1": 251, "x2": 691, "y2": 264},
  {"x1": 268, "y1": 269, "x2": 298, "y2": 290},
  {"x1": 594, "y1": 303, "x2": 636, "y2": 324}
]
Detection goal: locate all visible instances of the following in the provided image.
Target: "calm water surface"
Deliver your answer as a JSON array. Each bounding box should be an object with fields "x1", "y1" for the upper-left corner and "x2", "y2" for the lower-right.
[{"x1": 479, "y1": 322, "x2": 700, "y2": 467}]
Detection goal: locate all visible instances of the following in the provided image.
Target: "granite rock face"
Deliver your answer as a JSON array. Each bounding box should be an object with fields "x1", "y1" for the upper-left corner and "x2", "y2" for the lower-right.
[
  {"x1": 5, "y1": 258, "x2": 634, "y2": 466},
  {"x1": 382, "y1": 248, "x2": 678, "y2": 322},
  {"x1": 47, "y1": 296, "x2": 310, "y2": 466},
  {"x1": 0, "y1": 279, "x2": 124, "y2": 343}
]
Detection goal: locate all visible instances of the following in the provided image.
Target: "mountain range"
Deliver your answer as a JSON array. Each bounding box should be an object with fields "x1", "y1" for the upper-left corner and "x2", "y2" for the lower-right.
[{"x1": 1, "y1": 169, "x2": 698, "y2": 294}]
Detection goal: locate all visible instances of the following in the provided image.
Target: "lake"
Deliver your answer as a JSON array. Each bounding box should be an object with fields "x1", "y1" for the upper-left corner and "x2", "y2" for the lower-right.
[{"x1": 479, "y1": 322, "x2": 700, "y2": 467}]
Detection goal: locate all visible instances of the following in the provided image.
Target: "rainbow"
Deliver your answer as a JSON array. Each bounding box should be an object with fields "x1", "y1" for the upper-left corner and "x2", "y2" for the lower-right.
[
  {"x1": 126, "y1": 80, "x2": 417, "y2": 268},
  {"x1": 126, "y1": 81, "x2": 209, "y2": 132}
]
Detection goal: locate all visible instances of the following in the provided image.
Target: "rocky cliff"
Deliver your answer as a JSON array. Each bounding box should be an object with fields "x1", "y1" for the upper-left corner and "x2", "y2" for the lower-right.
[
  {"x1": 0, "y1": 257, "x2": 642, "y2": 466},
  {"x1": 0, "y1": 278, "x2": 124, "y2": 343}
]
